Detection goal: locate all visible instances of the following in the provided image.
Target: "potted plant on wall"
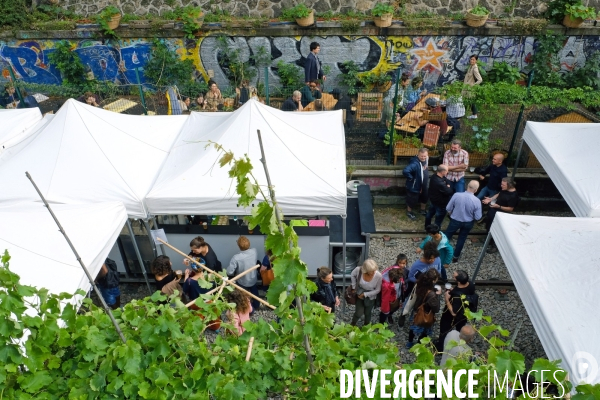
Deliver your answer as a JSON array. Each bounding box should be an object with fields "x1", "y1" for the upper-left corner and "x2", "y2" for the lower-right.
[
  {"x1": 97, "y1": 5, "x2": 122, "y2": 37},
  {"x1": 563, "y1": 3, "x2": 596, "y2": 27},
  {"x1": 371, "y1": 2, "x2": 394, "y2": 27},
  {"x1": 466, "y1": 126, "x2": 492, "y2": 167},
  {"x1": 287, "y1": 4, "x2": 314, "y2": 27},
  {"x1": 360, "y1": 70, "x2": 392, "y2": 92},
  {"x1": 465, "y1": 5, "x2": 490, "y2": 27}
]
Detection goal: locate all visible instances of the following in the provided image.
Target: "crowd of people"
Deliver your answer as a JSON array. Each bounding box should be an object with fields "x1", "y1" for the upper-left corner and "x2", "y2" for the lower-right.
[
  {"x1": 144, "y1": 235, "x2": 270, "y2": 335},
  {"x1": 338, "y1": 246, "x2": 477, "y2": 364},
  {"x1": 115, "y1": 229, "x2": 476, "y2": 364},
  {"x1": 403, "y1": 139, "x2": 519, "y2": 255}
]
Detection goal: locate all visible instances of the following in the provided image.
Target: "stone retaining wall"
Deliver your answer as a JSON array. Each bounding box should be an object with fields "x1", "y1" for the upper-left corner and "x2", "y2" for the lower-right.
[{"x1": 62, "y1": 0, "x2": 600, "y2": 19}]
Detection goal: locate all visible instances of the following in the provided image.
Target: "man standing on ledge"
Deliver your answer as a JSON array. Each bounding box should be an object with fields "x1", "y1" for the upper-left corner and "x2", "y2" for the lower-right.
[
  {"x1": 403, "y1": 148, "x2": 429, "y2": 221},
  {"x1": 305, "y1": 42, "x2": 325, "y2": 85},
  {"x1": 444, "y1": 180, "x2": 482, "y2": 263},
  {"x1": 443, "y1": 139, "x2": 469, "y2": 193}
]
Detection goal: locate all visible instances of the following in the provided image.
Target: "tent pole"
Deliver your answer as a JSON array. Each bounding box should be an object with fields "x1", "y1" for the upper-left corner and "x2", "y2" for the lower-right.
[
  {"x1": 126, "y1": 219, "x2": 153, "y2": 294},
  {"x1": 153, "y1": 216, "x2": 167, "y2": 255},
  {"x1": 142, "y1": 218, "x2": 158, "y2": 258},
  {"x1": 25, "y1": 172, "x2": 126, "y2": 344},
  {"x1": 511, "y1": 138, "x2": 524, "y2": 181},
  {"x1": 471, "y1": 231, "x2": 492, "y2": 284},
  {"x1": 256, "y1": 129, "x2": 315, "y2": 374},
  {"x1": 342, "y1": 214, "x2": 347, "y2": 314}
]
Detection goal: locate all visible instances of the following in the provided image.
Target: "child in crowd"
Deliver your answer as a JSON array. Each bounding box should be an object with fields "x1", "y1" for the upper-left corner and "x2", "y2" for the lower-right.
[
  {"x1": 225, "y1": 289, "x2": 253, "y2": 335},
  {"x1": 380, "y1": 254, "x2": 409, "y2": 325}
]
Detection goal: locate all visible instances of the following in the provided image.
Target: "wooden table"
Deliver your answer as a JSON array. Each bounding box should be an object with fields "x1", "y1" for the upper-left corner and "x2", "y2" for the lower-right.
[
  {"x1": 303, "y1": 93, "x2": 337, "y2": 111},
  {"x1": 395, "y1": 93, "x2": 440, "y2": 134}
]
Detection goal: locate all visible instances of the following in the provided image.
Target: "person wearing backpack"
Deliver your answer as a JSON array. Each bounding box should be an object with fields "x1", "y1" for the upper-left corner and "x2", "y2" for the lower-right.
[
  {"x1": 436, "y1": 269, "x2": 477, "y2": 352},
  {"x1": 95, "y1": 258, "x2": 121, "y2": 310},
  {"x1": 406, "y1": 269, "x2": 440, "y2": 349}
]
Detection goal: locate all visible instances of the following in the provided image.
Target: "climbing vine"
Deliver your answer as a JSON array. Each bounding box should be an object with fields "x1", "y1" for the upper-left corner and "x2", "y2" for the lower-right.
[{"x1": 2, "y1": 144, "x2": 600, "y2": 398}]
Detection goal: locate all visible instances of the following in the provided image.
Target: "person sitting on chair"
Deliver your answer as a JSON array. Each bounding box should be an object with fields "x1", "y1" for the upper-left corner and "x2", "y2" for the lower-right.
[
  {"x1": 300, "y1": 80, "x2": 322, "y2": 108},
  {"x1": 282, "y1": 90, "x2": 303, "y2": 112}
]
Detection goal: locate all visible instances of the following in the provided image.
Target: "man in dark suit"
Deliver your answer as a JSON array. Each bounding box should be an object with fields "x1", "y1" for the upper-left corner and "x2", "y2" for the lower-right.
[{"x1": 305, "y1": 42, "x2": 325, "y2": 84}]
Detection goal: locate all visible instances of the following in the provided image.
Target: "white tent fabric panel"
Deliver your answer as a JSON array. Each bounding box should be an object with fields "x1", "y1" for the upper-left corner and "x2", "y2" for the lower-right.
[
  {"x1": 491, "y1": 213, "x2": 600, "y2": 385},
  {"x1": 523, "y1": 122, "x2": 600, "y2": 217},
  {"x1": 146, "y1": 100, "x2": 347, "y2": 216},
  {"x1": 0, "y1": 114, "x2": 54, "y2": 162},
  {"x1": 0, "y1": 99, "x2": 187, "y2": 218},
  {"x1": 0, "y1": 201, "x2": 127, "y2": 298},
  {"x1": 0, "y1": 108, "x2": 43, "y2": 151}
]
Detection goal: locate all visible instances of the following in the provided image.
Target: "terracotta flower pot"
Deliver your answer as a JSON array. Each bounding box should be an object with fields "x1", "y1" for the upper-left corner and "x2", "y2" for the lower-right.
[
  {"x1": 373, "y1": 13, "x2": 393, "y2": 27},
  {"x1": 562, "y1": 15, "x2": 584, "y2": 28},
  {"x1": 465, "y1": 9, "x2": 489, "y2": 27},
  {"x1": 295, "y1": 10, "x2": 314, "y2": 27},
  {"x1": 107, "y1": 14, "x2": 121, "y2": 30}
]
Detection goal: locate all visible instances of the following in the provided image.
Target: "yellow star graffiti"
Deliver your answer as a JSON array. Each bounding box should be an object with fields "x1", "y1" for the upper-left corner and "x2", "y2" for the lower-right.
[{"x1": 411, "y1": 38, "x2": 446, "y2": 71}]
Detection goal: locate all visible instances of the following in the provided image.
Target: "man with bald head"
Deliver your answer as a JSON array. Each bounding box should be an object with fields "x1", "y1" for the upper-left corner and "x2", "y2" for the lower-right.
[
  {"x1": 440, "y1": 324, "x2": 475, "y2": 366},
  {"x1": 477, "y1": 152, "x2": 507, "y2": 200},
  {"x1": 444, "y1": 180, "x2": 482, "y2": 263},
  {"x1": 425, "y1": 164, "x2": 453, "y2": 229}
]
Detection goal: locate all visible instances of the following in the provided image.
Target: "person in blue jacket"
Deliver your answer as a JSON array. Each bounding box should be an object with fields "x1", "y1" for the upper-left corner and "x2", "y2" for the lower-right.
[
  {"x1": 416, "y1": 224, "x2": 453, "y2": 281},
  {"x1": 403, "y1": 148, "x2": 429, "y2": 221},
  {"x1": 304, "y1": 42, "x2": 324, "y2": 84}
]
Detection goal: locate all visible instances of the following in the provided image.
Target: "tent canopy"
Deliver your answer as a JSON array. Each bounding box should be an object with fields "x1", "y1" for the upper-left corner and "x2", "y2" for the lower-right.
[
  {"x1": 0, "y1": 114, "x2": 54, "y2": 163},
  {"x1": 146, "y1": 100, "x2": 347, "y2": 216},
  {"x1": 491, "y1": 213, "x2": 600, "y2": 385},
  {"x1": 524, "y1": 122, "x2": 600, "y2": 217},
  {"x1": 0, "y1": 108, "x2": 43, "y2": 151},
  {"x1": 0, "y1": 99, "x2": 187, "y2": 218},
  {"x1": 0, "y1": 201, "x2": 127, "y2": 297}
]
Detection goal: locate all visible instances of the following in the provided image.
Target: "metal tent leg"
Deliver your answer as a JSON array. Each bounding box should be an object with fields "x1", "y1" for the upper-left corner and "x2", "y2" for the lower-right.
[
  {"x1": 142, "y1": 219, "x2": 158, "y2": 258},
  {"x1": 153, "y1": 216, "x2": 166, "y2": 255},
  {"x1": 126, "y1": 219, "x2": 152, "y2": 294},
  {"x1": 471, "y1": 231, "x2": 492, "y2": 284},
  {"x1": 342, "y1": 214, "x2": 348, "y2": 314},
  {"x1": 511, "y1": 138, "x2": 525, "y2": 180}
]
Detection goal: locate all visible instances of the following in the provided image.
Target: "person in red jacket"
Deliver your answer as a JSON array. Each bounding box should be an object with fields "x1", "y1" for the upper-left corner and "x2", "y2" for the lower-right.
[{"x1": 378, "y1": 254, "x2": 408, "y2": 325}]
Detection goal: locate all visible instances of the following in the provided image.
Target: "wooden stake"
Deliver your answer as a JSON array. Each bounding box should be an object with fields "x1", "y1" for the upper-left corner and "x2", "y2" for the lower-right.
[
  {"x1": 245, "y1": 337, "x2": 254, "y2": 361},
  {"x1": 158, "y1": 239, "x2": 276, "y2": 310}
]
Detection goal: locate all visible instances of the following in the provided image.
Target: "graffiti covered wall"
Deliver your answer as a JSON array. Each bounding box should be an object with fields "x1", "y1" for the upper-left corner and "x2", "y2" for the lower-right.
[{"x1": 1, "y1": 34, "x2": 599, "y2": 91}]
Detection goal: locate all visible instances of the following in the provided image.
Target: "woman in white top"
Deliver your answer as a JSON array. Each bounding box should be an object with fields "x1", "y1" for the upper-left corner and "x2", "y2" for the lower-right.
[
  {"x1": 463, "y1": 55, "x2": 483, "y2": 119},
  {"x1": 350, "y1": 259, "x2": 382, "y2": 326}
]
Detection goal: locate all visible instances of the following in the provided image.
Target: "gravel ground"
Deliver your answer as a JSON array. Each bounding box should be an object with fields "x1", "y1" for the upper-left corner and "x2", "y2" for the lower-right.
[{"x1": 374, "y1": 205, "x2": 574, "y2": 232}]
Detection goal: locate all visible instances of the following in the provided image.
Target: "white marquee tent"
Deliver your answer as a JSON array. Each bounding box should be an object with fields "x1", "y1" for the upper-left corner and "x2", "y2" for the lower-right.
[
  {"x1": 0, "y1": 201, "x2": 127, "y2": 298},
  {"x1": 146, "y1": 100, "x2": 347, "y2": 216},
  {"x1": 0, "y1": 99, "x2": 187, "y2": 218},
  {"x1": 0, "y1": 108, "x2": 43, "y2": 152},
  {"x1": 491, "y1": 213, "x2": 600, "y2": 385},
  {"x1": 524, "y1": 122, "x2": 600, "y2": 217},
  {"x1": 0, "y1": 114, "x2": 54, "y2": 162}
]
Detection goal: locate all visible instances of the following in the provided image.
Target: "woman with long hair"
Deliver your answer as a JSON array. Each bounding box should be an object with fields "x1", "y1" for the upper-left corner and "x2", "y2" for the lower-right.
[
  {"x1": 225, "y1": 289, "x2": 252, "y2": 335},
  {"x1": 406, "y1": 268, "x2": 440, "y2": 348}
]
